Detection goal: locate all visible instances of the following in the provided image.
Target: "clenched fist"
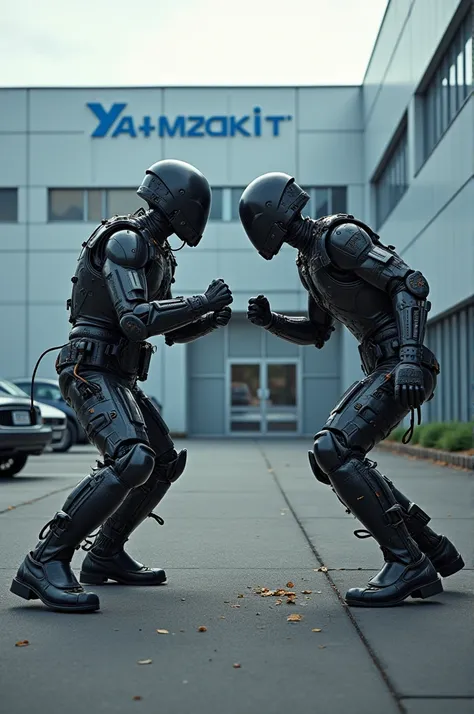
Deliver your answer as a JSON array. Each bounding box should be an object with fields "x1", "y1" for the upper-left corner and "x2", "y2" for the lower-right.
[
  {"x1": 203, "y1": 279, "x2": 233, "y2": 312},
  {"x1": 394, "y1": 363, "x2": 426, "y2": 409},
  {"x1": 247, "y1": 295, "x2": 273, "y2": 328},
  {"x1": 213, "y1": 306, "x2": 232, "y2": 327}
]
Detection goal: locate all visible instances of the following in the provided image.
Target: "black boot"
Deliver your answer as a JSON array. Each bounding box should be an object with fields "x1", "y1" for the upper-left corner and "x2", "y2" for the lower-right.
[
  {"x1": 10, "y1": 444, "x2": 155, "y2": 612},
  {"x1": 384, "y1": 478, "x2": 465, "y2": 577},
  {"x1": 80, "y1": 450, "x2": 186, "y2": 586},
  {"x1": 328, "y1": 458, "x2": 443, "y2": 607}
]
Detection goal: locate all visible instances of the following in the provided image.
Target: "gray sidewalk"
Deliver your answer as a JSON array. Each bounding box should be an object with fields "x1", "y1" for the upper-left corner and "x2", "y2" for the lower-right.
[{"x1": 0, "y1": 440, "x2": 472, "y2": 714}]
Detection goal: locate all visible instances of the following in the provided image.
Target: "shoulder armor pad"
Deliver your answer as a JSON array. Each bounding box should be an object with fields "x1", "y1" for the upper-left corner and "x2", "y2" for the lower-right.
[
  {"x1": 105, "y1": 229, "x2": 149, "y2": 268},
  {"x1": 326, "y1": 222, "x2": 373, "y2": 270}
]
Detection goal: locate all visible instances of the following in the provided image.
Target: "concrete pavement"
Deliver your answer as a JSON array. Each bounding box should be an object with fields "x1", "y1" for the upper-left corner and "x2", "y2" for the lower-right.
[{"x1": 0, "y1": 440, "x2": 472, "y2": 714}]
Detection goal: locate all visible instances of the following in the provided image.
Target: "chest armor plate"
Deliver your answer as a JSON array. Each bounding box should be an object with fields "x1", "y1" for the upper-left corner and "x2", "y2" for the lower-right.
[
  {"x1": 296, "y1": 215, "x2": 394, "y2": 341},
  {"x1": 69, "y1": 216, "x2": 176, "y2": 329}
]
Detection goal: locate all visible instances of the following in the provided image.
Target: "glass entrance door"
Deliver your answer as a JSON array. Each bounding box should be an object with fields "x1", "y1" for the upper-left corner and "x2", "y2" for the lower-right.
[
  {"x1": 228, "y1": 360, "x2": 299, "y2": 435},
  {"x1": 229, "y1": 363, "x2": 263, "y2": 433},
  {"x1": 265, "y1": 362, "x2": 298, "y2": 433}
]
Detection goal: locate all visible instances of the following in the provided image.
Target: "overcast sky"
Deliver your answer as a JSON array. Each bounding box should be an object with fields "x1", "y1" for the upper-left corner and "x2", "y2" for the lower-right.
[{"x1": 1, "y1": 0, "x2": 388, "y2": 87}]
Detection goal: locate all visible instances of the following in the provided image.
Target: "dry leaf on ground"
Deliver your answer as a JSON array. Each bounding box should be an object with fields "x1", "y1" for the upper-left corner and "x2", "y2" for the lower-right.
[
  {"x1": 137, "y1": 659, "x2": 152, "y2": 665},
  {"x1": 286, "y1": 598, "x2": 296, "y2": 605},
  {"x1": 287, "y1": 614, "x2": 303, "y2": 622},
  {"x1": 15, "y1": 640, "x2": 29, "y2": 647},
  {"x1": 233, "y1": 663, "x2": 241, "y2": 669},
  {"x1": 302, "y1": 590, "x2": 312, "y2": 594},
  {"x1": 312, "y1": 628, "x2": 322, "y2": 632},
  {"x1": 132, "y1": 696, "x2": 143, "y2": 701},
  {"x1": 156, "y1": 629, "x2": 169, "y2": 635},
  {"x1": 286, "y1": 581, "x2": 294, "y2": 588},
  {"x1": 237, "y1": 594, "x2": 244, "y2": 598},
  {"x1": 198, "y1": 626, "x2": 207, "y2": 632}
]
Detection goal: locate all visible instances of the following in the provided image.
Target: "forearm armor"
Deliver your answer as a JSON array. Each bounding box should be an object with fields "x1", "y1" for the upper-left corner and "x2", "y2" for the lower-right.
[
  {"x1": 391, "y1": 273, "x2": 431, "y2": 364},
  {"x1": 164, "y1": 314, "x2": 217, "y2": 346},
  {"x1": 266, "y1": 314, "x2": 334, "y2": 347},
  {"x1": 120, "y1": 296, "x2": 209, "y2": 342}
]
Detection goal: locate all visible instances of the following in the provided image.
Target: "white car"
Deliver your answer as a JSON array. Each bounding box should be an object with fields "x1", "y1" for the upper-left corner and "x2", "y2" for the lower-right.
[{"x1": 0, "y1": 379, "x2": 67, "y2": 452}]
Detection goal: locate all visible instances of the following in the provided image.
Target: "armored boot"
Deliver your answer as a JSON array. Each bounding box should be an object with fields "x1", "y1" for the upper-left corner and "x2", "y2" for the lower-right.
[
  {"x1": 327, "y1": 457, "x2": 443, "y2": 607},
  {"x1": 384, "y1": 477, "x2": 465, "y2": 577},
  {"x1": 80, "y1": 449, "x2": 187, "y2": 586},
  {"x1": 10, "y1": 443, "x2": 155, "y2": 612}
]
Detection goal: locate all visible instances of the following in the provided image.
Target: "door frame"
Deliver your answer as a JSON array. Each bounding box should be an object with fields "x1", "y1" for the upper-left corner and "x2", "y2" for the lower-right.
[{"x1": 225, "y1": 357, "x2": 302, "y2": 437}]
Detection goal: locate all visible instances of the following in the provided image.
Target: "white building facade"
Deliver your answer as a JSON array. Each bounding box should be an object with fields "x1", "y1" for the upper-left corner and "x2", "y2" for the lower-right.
[{"x1": 0, "y1": 0, "x2": 472, "y2": 436}]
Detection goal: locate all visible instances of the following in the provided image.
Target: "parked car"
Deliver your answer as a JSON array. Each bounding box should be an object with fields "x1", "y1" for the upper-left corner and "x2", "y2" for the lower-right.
[
  {"x1": 0, "y1": 395, "x2": 53, "y2": 477},
  {"x1": 0, "y1": 380, "x2": 68, "y2": 452},
  {"x1": 11, "y1": 377, "x2": 87, "y2": 450}
]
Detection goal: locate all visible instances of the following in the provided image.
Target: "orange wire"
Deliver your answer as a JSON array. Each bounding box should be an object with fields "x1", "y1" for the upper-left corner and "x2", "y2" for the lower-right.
[{"x1": 73, "y1": 362, "x2": 90, "y2": 385}]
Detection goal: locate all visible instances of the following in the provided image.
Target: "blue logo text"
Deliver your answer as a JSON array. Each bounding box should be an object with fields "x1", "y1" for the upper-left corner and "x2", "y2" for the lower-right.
[{"x1": 86, "y1": 103, "x2": 292, "y2": 139}]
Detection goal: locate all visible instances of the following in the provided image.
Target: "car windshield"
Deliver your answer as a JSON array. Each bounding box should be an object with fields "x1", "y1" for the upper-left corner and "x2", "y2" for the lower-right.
[{"x1": 0, "y1": 379, "x2": 29, "y2": 398}]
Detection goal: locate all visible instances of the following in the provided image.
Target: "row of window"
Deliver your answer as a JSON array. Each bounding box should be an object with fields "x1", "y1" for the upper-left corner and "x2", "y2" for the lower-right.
[
  {"x1": 374, "y1": 6, "x2": 472, "y2": 229},
  {"x1": 0, "y1": 186, "x2": 347, "y2": 223}
]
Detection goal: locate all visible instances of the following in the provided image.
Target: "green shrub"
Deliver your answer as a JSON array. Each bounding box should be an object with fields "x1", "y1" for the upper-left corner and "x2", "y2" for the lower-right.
[
  {"x1": 387, "y1": 426, "x2": 405, "y2": 442},
  {"x1": 437, "y1": 423, "x2": 474, "y2": 452},
  {"x1": 410, "y1": 424, "x2": 426, "y2": 445},
  {"x1": 418, "y1": 422, "x2": 447, "y2": 448}
]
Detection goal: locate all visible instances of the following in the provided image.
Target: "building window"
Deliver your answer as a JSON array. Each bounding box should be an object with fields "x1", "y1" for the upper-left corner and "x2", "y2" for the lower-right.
[
  {"x1": 106, "y1": 189, "x2": 141, "y2": 217},
  {"x1": 209, "y1": 188, "x2": 223, "y2": 220},
  {"x1": 0, "y1": 189, "x2": 18, "y2": 222},
  {"x1": 49, "y1": 189, "x2": 84, "y2": 221},
  {"x1": 48, "y1": 189, "x2": 145, "y2": 222},
  {"x1": 302, "y1": 187, "x2": 348, "y2": 219},
  {"x1": 231, "y1": 187, "x2": 245, "y2": 221},
  {"x1": 374, "y1": 125, "x2": 408, "y2": 229},
  {"x1": 424, "y1": 10, "x2": 473, "y2": 160}
]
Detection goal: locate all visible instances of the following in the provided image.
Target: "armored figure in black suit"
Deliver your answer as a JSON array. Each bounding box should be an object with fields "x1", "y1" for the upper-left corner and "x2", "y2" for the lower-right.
[
  {"x1": 11, "y1": 160, "x2": 233, "y2": 613},
  {"x1": 239, "y1": 172, "x2": 464, "y2": 607}
]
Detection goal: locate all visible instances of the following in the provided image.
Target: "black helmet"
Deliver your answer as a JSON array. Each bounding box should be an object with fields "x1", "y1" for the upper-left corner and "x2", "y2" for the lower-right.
[
  {"x1": 137, "y1": 159, "x2": 211, "y2": 246},
  {"x1": 239, "y1": 172, "x2": 309, "y2": 260}
]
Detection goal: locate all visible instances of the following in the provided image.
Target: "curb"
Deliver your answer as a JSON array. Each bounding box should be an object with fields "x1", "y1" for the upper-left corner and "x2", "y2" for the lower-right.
[{"x1": 377, "y1": 441, "x2": 474, "y2": 470}]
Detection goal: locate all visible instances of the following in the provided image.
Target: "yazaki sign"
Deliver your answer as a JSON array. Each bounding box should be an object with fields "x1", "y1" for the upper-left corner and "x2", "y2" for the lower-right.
[{"x1": 87, "y1": 103, "x2": 293, "y2": 139}]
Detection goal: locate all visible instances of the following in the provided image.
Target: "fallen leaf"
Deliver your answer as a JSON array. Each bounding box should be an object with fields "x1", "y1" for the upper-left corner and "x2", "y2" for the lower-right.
[
  {"x1": 321, "y1": 567, "x2": 328, "y2": 573},
  {"x1": 286, "y1": 611, "x2": 301, "y2": 622},
  {"x1": 275, "y1": 599, "x2": 282, "y2": 606},
  {"x1": 219, "y1": 616, "x2": 226, "y2": 620},
  {"x1": 137, "y1": 659, "x2": 152, "y2": 665},
  {"x1": 302, "y1": 590, "x2": 312, "y2": 594},
  {"x1": 15, "y1": 640, "x2": 29, "y2": 647},
  {"x1": 237, "y1": 594, "x2": 244, "y2": 599},
  {"x1": 312, "y1": 628, "x2": 322, "y2": 632},
  {"x1": 198, "y1": 626, "x2": 207, "y2": 632},
  {"x1": 286, "y1": 598, "x2": 296, "y2": 605},
  {"x1": 286, "y1": 581, "x2": 294, "y2": 588},
  {"x1": 156, "y1": 629, "x2": 169, "y2": 635},
  {"x1": 231, "y1": 605, "x2": 240, "y2": 609},
  {"x1": 233, "y1": 663, "x2": 241, "y2": 669},
  {"x1": 132, "y1": 696, "x2": 143, "y2": 701},
  {"x1": 7, "y1": 506, "x2": 15, "y2": 510}
]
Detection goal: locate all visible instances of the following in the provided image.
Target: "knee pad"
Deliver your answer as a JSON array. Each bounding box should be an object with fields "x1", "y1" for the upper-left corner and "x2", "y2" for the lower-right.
[
  {"x1": 154, "y1": 448, "x2": 187, "y2": 484},
  {"x1": 114, "y1": 443, "x2": 156, "y2": 488},
  {"x1": 313, "y1": 429, "x2": 350, "y2": 476}
]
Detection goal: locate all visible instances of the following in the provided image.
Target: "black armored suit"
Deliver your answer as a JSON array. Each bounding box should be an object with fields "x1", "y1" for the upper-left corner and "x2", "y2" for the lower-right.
[
  {"x1": 11, "y1": 160, "x2": 233, "y2": 613},
  {"x1": 239, "y1": 172, "x2": 464, "y2": 608}
]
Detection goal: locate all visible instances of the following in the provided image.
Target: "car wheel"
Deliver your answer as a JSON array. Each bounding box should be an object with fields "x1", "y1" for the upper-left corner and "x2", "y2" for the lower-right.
[
  {"x1": 0, "y1": 454, "x2": 28, "y2": 477},
  {"x1": 52, "y1": 419, "x2": 77, "y2": 453}
]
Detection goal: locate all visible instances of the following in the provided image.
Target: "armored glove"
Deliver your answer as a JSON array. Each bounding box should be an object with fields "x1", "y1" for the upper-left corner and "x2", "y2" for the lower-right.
[
  {"x1": 247, "y1": 295, "x2": 272, "y2": 328},
  {"x1": 212, "y1": 306, "x2": 232, "y2": 327},
  {"x1": 394, "y1": 363, "x2": 426, "y2": 409},
  {"x1": 203, "y1": 279, "x2": 233, "y2": 312}
]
